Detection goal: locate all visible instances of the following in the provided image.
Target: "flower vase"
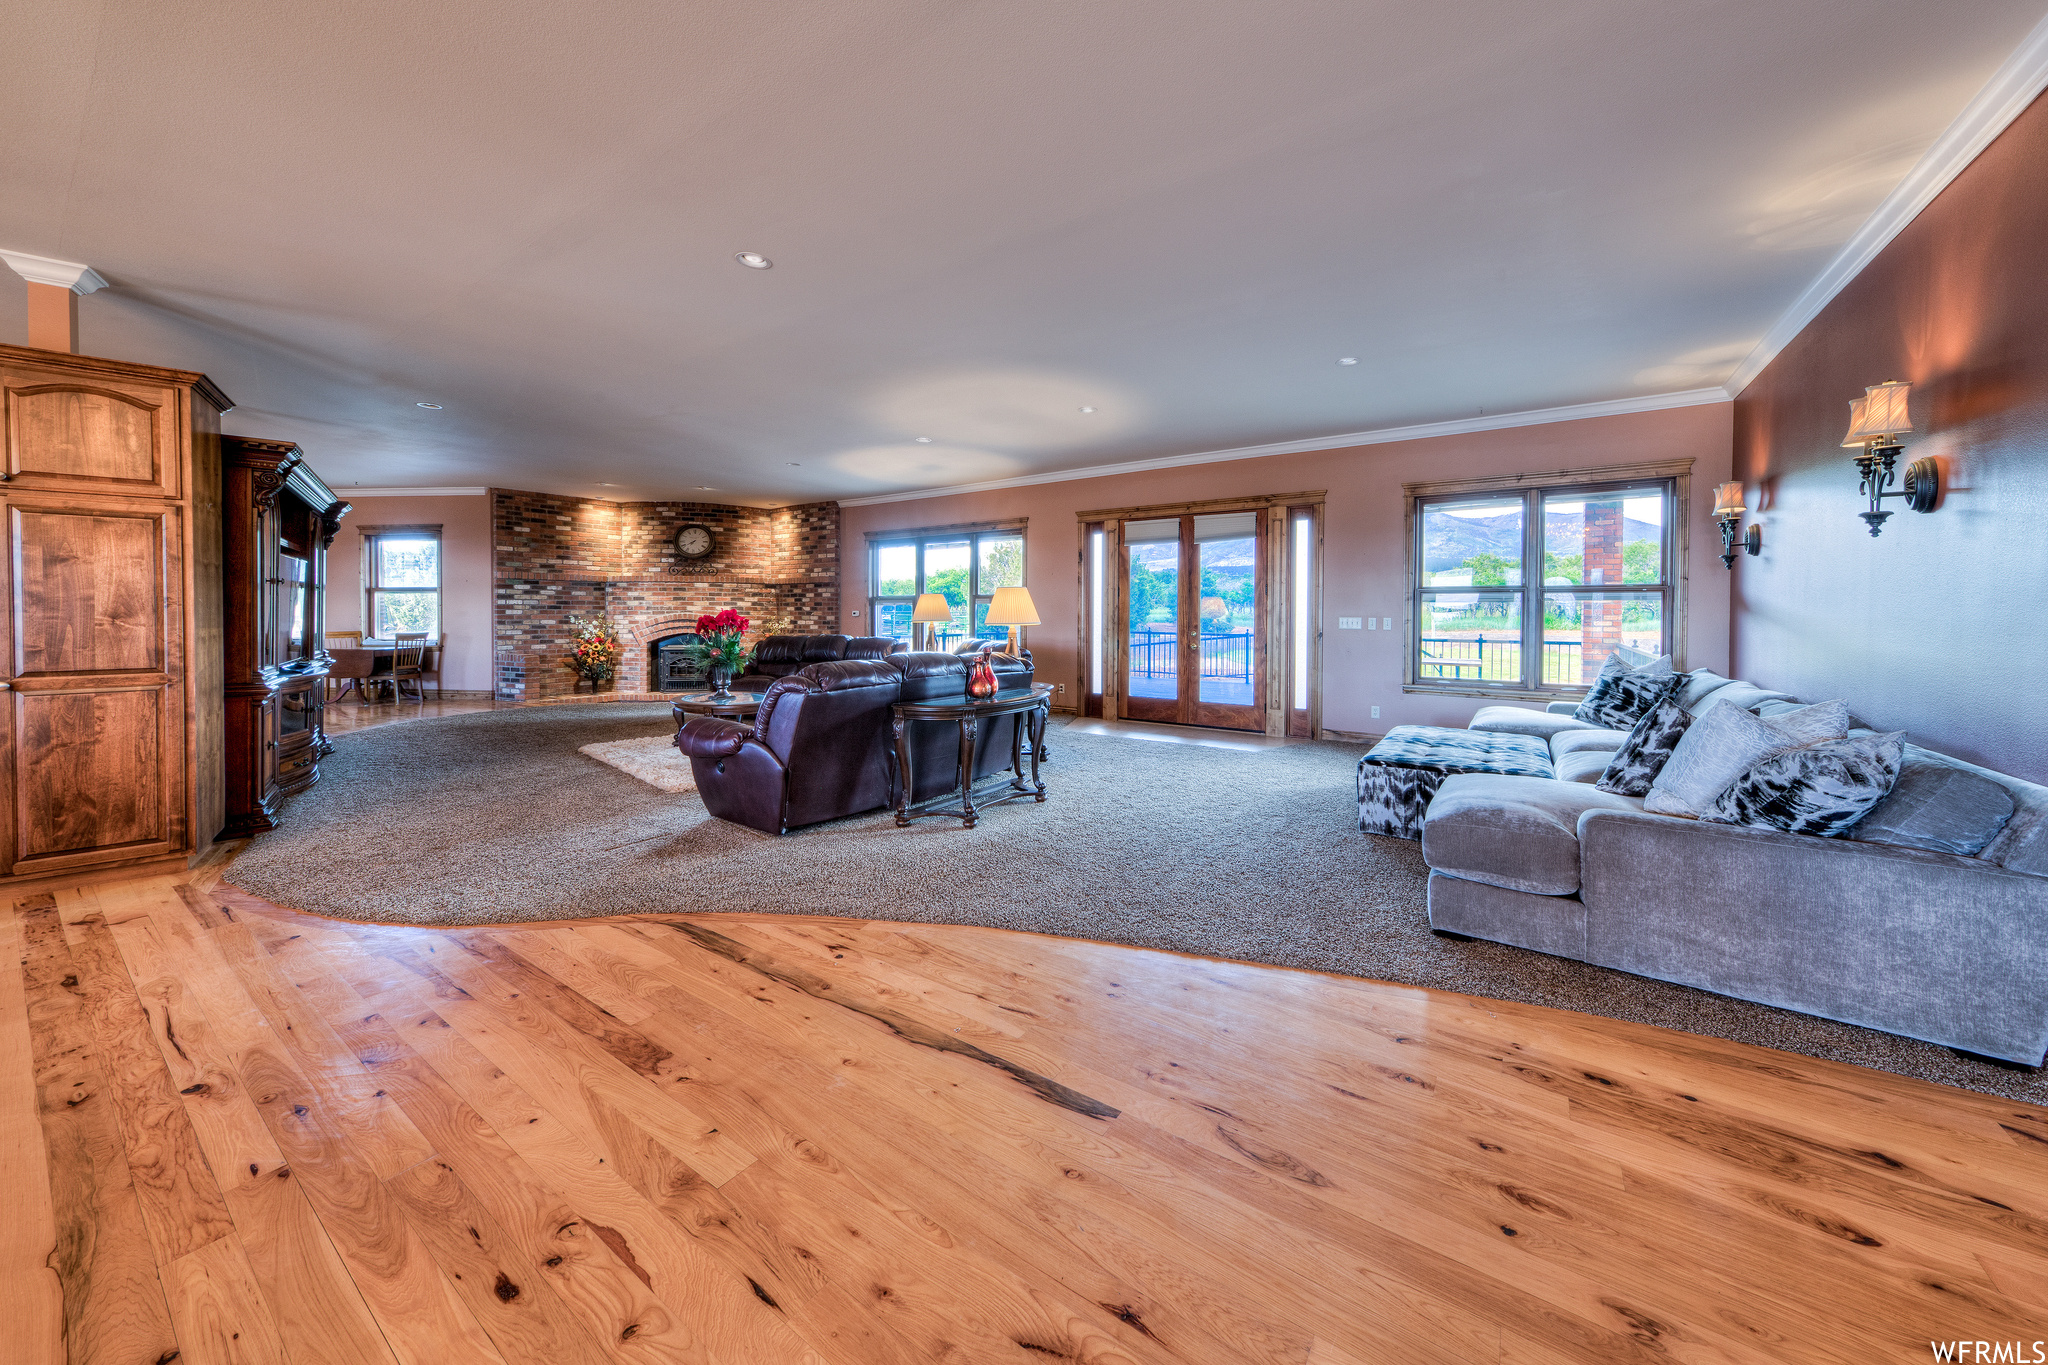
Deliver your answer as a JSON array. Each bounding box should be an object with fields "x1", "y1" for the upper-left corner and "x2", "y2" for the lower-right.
[
  {"x1": 707, "y1": 663, "x2": 735, "y2": 700},
  {"x1": 967, "y1": 649, "x2": 998, "y2": 699}
]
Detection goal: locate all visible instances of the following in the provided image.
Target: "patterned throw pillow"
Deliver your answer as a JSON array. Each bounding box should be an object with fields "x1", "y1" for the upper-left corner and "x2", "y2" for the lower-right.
[
  {"x1": 1642, "y1": 699, "x2": 1850, "y2": 817},
  {"x1": 1571, "y1": 654, "x2": 1672, "y2": 727},
  {"x1": 1595, "y1": 694, "x2": 1693, "y2": 796},
  {"x1": 1707, "y1": 731, "x2": 1907, "y2": 837},
  {"x1": 1574, "y1": 665, "x2": 1683, "y2": 732}
]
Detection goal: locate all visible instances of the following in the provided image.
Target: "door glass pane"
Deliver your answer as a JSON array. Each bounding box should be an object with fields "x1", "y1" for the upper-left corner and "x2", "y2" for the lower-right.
[
  {"x1": 1422, "y1": 499, "x2": 1522, "y2": 587},
  {"x1": 375, "y1": 538, "x2": 438, "y2": 588},
  {"x1": 1542, "y1": 488, "x2": 1665, "y2": 587},
  {"x1": 875, "y1": 543, "x2": 916, "y2": 596},
  {"x1": 922, "y1": 538, "x2": 971, "y2": 647},
  {"x1": 1194, "y1": 514, "x2": 1255, "y2": 706},
  {"x1": 1544, "y1": 592, "x2": 1664, "y2": 685},
  {"x1": 1125, "y1": 519, "x2": 1179, "y2": 701},
  {"x1": 1419, "y1": 592, "x2": 1522, "y2": 681}
]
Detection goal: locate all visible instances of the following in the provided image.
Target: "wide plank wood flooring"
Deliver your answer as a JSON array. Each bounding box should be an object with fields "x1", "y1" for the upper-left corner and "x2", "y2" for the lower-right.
[{"x1": 5, "y1": 866, "x2": 2046, "y2": 1364}]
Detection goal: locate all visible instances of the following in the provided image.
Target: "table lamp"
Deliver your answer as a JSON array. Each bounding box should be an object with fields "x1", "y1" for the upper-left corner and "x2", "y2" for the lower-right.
[
  {"x1": 911, "y1": 593, "x2": 953, "y2": 650},
  {"x1": 984, "y1": 586, "x2": 1040, "y2": 659}
]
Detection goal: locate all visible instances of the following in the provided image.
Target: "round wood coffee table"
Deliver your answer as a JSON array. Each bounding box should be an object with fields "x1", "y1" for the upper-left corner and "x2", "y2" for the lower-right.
[{"x1": 669, "y1": 691, "x2": 762, "y2": 722}]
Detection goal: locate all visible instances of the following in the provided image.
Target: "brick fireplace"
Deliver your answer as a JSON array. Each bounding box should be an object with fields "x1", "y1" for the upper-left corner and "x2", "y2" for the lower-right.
[{"x1": 491, "y1": 490, "x2": 840, "y2": 701}]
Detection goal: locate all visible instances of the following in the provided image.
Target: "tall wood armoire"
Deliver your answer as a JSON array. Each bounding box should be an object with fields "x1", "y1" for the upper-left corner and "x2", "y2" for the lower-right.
[
  {"x1": 220, "y1": 437, "x2": 348, "y2": 835},
  {"x1": 0, "y1": 342, "x2": 232, "y2": 883}
]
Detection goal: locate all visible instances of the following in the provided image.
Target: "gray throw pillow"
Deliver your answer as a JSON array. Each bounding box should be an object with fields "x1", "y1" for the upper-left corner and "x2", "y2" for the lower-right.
[
  {"x1": 1574, "y1": 662, "x2": 1682, "y2": 731},
  {"x1": 1848, "y1": 759, "x2": 2016, "y2": 856},
  {"x1": 1707, "y1": 731, "x2": 1906, "y2": 837},
  {"x1": 1595, "y1": 694, "x2": 1692, "y2": 796},
  {"x1": 1643, "y1": 699, "x2": 1850, "y2": 817}
]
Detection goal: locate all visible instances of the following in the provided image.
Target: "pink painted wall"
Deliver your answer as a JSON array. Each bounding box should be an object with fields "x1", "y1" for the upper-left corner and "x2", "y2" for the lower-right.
[
  {"x1": 841, "y1": 403, "x2": 1733, "y2": 735},
  {"x1": 329, "y1": 494, "x2": 494, "y2": 694}
]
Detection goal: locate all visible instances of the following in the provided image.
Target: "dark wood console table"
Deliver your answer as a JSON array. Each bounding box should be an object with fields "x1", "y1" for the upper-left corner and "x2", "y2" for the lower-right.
[{"x1": 889, "y1": 684, "x2": 1054, "y2": 829}]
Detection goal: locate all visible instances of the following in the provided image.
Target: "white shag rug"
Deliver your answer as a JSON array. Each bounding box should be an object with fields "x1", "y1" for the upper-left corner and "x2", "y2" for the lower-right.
[{"x1": 577, "y1": 734, "x2": 697, "y2": 793}]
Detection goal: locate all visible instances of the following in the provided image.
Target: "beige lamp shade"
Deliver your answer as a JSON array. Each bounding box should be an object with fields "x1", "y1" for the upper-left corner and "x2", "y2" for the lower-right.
[
  {"x1": 911, "y1": 593, "x2": 953, "y2": 624},
  {"x1": 984, "y1": 586, "x2": 1040, "y2": 627},
  {"x1": 1844, "y1": 381, "x2": 1912, "y2": 446},
  {"x1": 1711, "y1": 481, "x2": 1746, "y2": 518}
]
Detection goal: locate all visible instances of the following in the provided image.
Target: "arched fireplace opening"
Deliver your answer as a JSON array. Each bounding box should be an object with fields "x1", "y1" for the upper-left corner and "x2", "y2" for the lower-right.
[{"x1": 650, "y1": 633, "x2": 706, "y2": 692}]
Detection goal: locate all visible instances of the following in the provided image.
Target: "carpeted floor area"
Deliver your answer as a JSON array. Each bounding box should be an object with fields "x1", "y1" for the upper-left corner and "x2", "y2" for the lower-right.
[{"x1": 228, "y1": 703, "x2": 2047, "y2": 1104}]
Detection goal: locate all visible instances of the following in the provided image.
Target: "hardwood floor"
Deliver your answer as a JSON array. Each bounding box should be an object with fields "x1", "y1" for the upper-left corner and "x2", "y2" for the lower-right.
[{"x1": 5, "y1": 867, "x2": 2046, "y2": 1365}]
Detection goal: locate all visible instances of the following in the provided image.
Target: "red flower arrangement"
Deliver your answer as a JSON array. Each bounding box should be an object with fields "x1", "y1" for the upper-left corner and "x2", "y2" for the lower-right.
[
  {"x1": 566, "y1": 615, "x2": 624, "y2": 686},
  {"x1": 687, "y1": 608, "x2": 755, "y2": 695}
]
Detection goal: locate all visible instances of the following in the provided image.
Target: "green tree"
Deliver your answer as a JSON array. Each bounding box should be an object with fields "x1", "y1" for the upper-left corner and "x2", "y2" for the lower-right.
[
  {"x1": 1543, "y1": 550, "x2": 1582, "y2": 583},
  {"x1": 1463, "y1": 552, "x2": 1515, "y2": 587},
  {"x1": 926, "y1": 565, "x2": 969, "y2": 606},
  {"x1": 1128, "y1": 561, "x2": 1174, "y2": 627},
  {"x1": 980, "y1": 539, "x2": 1024, "y2": 590},
  {"x1": 1622, "y1": 538, "x2": 1660, "y2": 583}
]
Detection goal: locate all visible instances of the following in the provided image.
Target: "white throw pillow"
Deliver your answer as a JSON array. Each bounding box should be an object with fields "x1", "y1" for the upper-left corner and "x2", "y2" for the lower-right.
[{"x1": 1643, "y1": 699, "x2": 1850, "y2": 817}]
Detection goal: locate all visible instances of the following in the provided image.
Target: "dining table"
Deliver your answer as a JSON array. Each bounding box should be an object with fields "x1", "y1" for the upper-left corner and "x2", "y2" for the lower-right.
[{"x1": 328, "y1": 639, "x2": 423, "y2": 702}]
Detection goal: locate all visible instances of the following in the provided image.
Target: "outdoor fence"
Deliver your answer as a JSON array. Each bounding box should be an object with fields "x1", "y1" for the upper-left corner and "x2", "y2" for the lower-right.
[
  {"x1": 1419, "y1": 636, "x2": 1586, "y2": 684},
  {"x1": 1128, "y1": 629, "x2": 1254, "y2": 681}
]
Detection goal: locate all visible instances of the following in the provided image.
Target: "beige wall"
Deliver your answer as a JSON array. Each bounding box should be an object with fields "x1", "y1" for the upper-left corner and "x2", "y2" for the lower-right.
[
  {"x1": 329, "y1": 494, "x2": 494, "y2": 694},
  {"x1": 840, "y1": 404, "x2": 1734, "y2": 736}
]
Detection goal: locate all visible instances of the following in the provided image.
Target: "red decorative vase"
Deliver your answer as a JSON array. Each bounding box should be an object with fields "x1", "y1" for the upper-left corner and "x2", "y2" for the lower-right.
[{"x1": 967, "y1": 647, "x2": 998, "y2": 698}]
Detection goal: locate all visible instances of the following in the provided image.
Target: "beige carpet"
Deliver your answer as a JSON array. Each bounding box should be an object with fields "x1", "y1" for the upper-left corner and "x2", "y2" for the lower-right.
[
  {"x1": 225, "y1": 703, "x2": 2047, "y2": 1104},
  {"x1": 578, "y1": 735, "x2": 696, "y2": 793}
]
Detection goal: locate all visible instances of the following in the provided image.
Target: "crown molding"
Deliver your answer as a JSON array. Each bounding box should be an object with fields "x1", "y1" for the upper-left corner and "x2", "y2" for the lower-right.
[
  {"x1": 1724, "y1": 11, "x2": 2048, "y2": 397},
  {"x1": 836, "y1": 387, "x2": 1729, "y2": 507},
  {"x1": 0, "y1": 249, "x2": 108, "y2": 294},
  {"x1": 333, "y1": 485, "x2": 488, "y2": 497}
]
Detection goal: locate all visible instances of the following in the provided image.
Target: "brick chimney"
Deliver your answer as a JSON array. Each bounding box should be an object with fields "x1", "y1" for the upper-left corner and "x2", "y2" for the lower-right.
[{"x1": 1580, "y1": 497, "x2": 1625, "y2": 682}]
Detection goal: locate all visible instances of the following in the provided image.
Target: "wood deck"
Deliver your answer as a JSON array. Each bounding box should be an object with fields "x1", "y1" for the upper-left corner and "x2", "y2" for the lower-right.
[{"x1": 4, "y1": 865, "x2": 2045, "y2": 1364}]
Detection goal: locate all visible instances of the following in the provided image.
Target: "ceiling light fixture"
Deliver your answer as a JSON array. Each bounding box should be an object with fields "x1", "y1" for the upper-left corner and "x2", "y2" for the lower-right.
[
  {"x1": 696, "y1": 485, "x2": 716, "y2": 490},
  {"x1": 1078, "y1": 406, "x2": 1096, "y2": 413},
  {"x1": 1336, "y1": 357, "x2": 1358, "y2": 366},
  {"x1": 914, "y1": 436, "x2": 933, "y2": 443},
  {"x1": 416, "y1": 401, "x2": 442, "y2": 408},
  {"x1": 735, "y1": 252, "x2": 772, "y2": 269}
]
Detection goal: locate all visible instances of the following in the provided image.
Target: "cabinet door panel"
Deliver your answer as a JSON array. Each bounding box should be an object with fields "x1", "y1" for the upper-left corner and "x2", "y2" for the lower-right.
[
  {"x1": 15, "y1": 506, "x2": 167, "y2": 675},
  {"x1": 14, "y1": 688, "x2": 173, "y2": 868},
  {"x1": 3, "y1": 368, "x2": 178, "y2": 496}
]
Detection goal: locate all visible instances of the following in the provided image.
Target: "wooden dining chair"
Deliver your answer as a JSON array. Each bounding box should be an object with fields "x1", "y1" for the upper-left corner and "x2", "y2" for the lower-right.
[
  {"x1": 323, "y1": 632, "x2": 362, "y2": 698},
  {"x1": 390, "y1": 633, "x2": 428, "y2": 705},
  {"x1": 415, "y1": 633, "x2": 447, "y2": 700}
]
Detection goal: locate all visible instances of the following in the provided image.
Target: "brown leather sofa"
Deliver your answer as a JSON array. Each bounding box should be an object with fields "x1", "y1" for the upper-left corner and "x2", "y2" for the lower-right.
[
  {"x1": 735, "y1": 634, "x2": 905, "y2": 691},
  {"x1": 674, "y1": 650, "x2": 1032, "y2": 834}
]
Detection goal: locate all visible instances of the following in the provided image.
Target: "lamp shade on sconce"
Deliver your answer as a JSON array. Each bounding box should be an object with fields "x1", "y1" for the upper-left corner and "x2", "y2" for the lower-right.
[
  {"x1": 910, "y1": 593, "x2": 953, "y2": 649},
  {"x1": 1844, "y1": 382, "x2": 1912, "y2": 446},
  {"x1": 1712, "y1": 482, "x2": 1746, "y2": 518}
]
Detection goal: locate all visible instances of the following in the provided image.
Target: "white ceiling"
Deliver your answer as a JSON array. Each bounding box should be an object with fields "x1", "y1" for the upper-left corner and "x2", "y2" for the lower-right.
[{"x1": 4, "y1": 0, "x2": 2043, "y2": 504}]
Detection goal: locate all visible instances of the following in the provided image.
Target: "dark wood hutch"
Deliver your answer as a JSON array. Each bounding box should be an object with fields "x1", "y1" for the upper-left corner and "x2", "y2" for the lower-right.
[{"x1": 221, "y1": 436, "x2": 349, "y2": 837}]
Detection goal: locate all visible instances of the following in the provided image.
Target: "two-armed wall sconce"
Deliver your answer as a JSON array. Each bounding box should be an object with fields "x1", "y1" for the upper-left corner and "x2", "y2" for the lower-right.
[
  {"x1": 1712, "y1": 482, "x2": 1761, "y2": 568},
  {"x1": 1843, "y1": 381, "x2": 1937, "y2": 537}
]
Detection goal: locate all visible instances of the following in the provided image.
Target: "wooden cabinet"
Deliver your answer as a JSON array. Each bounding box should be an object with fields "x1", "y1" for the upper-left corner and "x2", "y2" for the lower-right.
[
  {"x1": 221, "y1": 436, "x2": 347, "y2": 836},
  {"x1": 0, "y1": 343, "x2": 231, "y2": 882}
]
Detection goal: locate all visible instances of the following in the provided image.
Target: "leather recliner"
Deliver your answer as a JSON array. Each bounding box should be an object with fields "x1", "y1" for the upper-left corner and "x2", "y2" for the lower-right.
[
  {"x1": 735, "y1": 633, "x2": 906, "y2": 691},
  {"x1": 674, "y1": 650, "x2": 1032, "y2": 834}
]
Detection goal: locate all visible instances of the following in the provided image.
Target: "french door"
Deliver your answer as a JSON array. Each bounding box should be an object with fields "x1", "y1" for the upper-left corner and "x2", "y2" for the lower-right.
[{"x1": 1119, "y1": 512, "x2": 1264, "y2": 730}]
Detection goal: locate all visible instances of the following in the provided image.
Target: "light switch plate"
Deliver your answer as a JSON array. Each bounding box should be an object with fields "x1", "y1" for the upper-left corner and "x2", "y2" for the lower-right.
[
  {"x1": 1338, "y1": 616, "x2": 1362, "y2": 629},
  {"x1": 1383, "y1": 617, "x2": 1394, "y2": 630},
  {"x1": 1366, "y1": 618, "x2": 1377, "y2": 629}
]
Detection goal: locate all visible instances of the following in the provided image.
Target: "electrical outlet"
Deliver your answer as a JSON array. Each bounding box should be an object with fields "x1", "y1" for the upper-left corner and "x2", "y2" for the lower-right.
[
  {"x1": 1338, "y1": 616, "x2": 1362, "y2": 629},
  {"x1": 1057, "y1": 684, "x2": 1065, "y2": 693},
  {"x1": 1383, "y1": 617, "x2": 1393, "y2": 630},
  {"x1": 1371, "y1": 705, "x2": 1380, "y2": 719}
]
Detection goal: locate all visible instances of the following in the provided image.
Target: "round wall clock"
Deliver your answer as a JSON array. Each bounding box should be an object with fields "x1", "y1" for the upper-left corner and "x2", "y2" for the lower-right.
[{"x1": 674, "y1": 524, "x2": 715, "y2": 559}]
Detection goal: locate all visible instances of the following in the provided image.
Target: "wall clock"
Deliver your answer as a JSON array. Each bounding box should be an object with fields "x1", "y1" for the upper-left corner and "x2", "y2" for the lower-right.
[{"x1": 674, "y1": 524, "x2": 715, "y2": 559}]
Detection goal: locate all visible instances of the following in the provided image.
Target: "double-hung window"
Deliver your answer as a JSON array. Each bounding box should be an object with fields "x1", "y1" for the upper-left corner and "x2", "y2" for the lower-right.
[
  {"x1": 868, "y1": 524, "x2": 1026, "y2": 646},
  {"x1": 1410, "y1": 475, "x2": 1678, "y2": 693},
  {"x1": 364, "y1": 527, "x2": 441, "y2": 637}
]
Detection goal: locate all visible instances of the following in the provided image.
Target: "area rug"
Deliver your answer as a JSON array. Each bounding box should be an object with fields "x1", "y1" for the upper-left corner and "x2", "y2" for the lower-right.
[
  {"x1": 227, "y1": 703, "x2": 2047, "y2": 1104},
  {"x1": 578, "y1": 735, "x2": 696, "y2": 793}
]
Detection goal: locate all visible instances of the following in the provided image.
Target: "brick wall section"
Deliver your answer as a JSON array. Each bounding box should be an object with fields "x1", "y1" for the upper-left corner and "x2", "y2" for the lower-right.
[
  {"x1": 492, "y1": 489, "x2": 841, "y2": 700},
  {"x1": 1580, "y1": 498, "x2": 1625, "y2": 683}
]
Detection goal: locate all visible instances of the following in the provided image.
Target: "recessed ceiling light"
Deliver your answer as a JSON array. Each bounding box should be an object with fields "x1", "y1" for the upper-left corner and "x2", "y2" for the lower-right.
[
  {"x1": 416, "y1": 401, "x2": 443, "y2": 408},
  {"x1": 1078, "y1": 406, "x2": 1097, "y2": 414},
  {"x1": 596, "y1": 482, "x2": 615, "y2": 487},
  {"x1": 914, "y1": 436, "x2": 933, "y2": 444},
  {"x1": 696, "y1": 485, "x2": 716, "y2": 490},
  {"x1": 735, "y1": 252, "x2": 772, "y2": 269},
  {"x1": 787, "y1": 462, "x2": 801, "y2": 466},
  {"x1": 1336, "y1": 357, "x2": 1358, "y2": 366}
]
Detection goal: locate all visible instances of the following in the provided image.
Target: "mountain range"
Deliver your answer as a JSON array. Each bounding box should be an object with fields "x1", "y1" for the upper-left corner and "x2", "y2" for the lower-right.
[{"x1": 1425, "y1": 511, "x2": 1660, "y2": 573}]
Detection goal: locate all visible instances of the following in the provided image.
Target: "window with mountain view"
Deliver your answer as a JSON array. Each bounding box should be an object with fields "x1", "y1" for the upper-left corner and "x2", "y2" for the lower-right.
[
  {"x1": 1412, "y1": 480, "x2": 1672, "y2": 691},
  {"x1": 869, "y1": 526, "x2": 1025, "y2": 646}
]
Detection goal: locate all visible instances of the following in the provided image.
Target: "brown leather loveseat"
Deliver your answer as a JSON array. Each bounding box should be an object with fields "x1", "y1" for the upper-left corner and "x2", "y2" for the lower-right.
[
  {"x1": 674, "y1": 650, "x2": 1032, "y2": 834},
  {"x1": 735, "y1": 634, "x2": 906, "y2": 691}
]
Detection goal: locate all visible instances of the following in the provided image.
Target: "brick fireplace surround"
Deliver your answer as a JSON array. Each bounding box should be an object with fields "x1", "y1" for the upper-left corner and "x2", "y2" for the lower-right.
[{"x1": 492, "y1": 489, "x2": 840, "y2": 701}]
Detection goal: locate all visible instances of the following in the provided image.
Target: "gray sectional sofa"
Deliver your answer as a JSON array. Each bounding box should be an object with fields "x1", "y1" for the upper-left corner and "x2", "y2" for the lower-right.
[{"x1": 1418, "y1": 672, "x2": 2048, "y2": 1065}]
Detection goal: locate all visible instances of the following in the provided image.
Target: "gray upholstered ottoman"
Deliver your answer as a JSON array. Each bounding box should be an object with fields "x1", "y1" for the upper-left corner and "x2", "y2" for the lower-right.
[{"x1": 1356, "y1": 725, "x2": 1554, "y2": 838}]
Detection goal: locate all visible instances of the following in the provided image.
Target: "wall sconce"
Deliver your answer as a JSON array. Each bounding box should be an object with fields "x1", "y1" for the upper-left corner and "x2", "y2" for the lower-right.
[
  {"x1": 1712, "y1": 482, "x2": 1761, "y2": 568},
  {"x1": 1842, "y1": 381, "x2": 1937, "y2": 537}
]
